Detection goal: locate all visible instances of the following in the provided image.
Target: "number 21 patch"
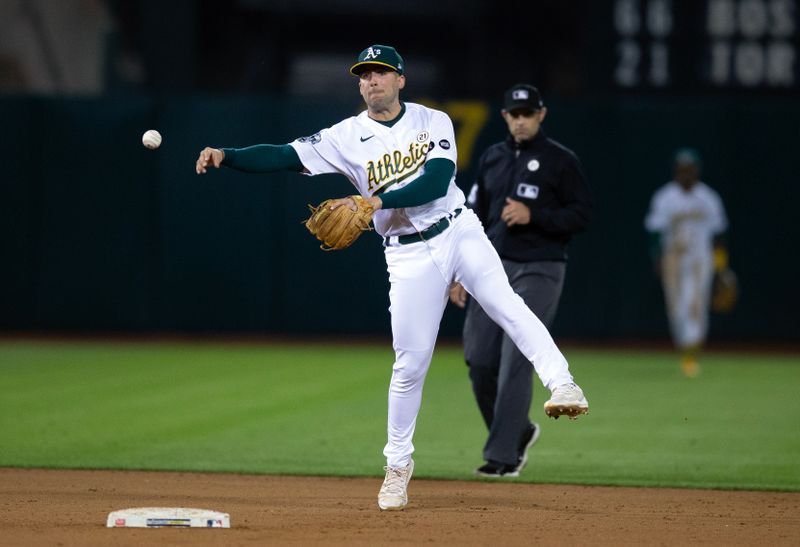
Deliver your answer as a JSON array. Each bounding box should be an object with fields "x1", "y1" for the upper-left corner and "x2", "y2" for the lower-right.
[{"x1": 516, "y1": 183, "x2": 539, "y2": 199}]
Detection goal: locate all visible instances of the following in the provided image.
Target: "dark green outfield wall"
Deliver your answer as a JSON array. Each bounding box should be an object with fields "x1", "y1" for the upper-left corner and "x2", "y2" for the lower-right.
[{"x1": 1, "y1": 94, "x2": 798, "y2": 341}]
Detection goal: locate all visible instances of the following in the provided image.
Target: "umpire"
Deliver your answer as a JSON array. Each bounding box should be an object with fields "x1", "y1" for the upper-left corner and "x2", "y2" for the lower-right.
[{"x1": 449, "y1": 83, "x2": 592, "y2": 477}]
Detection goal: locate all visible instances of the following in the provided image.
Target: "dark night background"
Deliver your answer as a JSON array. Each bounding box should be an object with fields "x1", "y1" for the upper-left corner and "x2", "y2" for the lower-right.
[{"x1": 1, "y1": 0, "x2": 798, "y2": 344}]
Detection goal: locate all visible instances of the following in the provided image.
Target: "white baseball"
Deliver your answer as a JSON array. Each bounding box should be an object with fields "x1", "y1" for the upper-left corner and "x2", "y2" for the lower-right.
[{"x1": 142, "y1": 129, "x2": 162, "y2": 150}]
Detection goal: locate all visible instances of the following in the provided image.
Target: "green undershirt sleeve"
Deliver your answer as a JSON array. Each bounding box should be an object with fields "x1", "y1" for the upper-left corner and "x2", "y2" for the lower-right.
[
  {"x1": 378, "y1": 158, "x2": 455, "y2": 209},
  {"x1": 220, "y1": 144, "x2": 304, "y2": 173}
]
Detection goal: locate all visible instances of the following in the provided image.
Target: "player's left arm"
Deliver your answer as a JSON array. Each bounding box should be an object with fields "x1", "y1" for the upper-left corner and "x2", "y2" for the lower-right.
[
  {"x1": 374, "y1": 158, "x2": 455, "y2": 209},
  {"x1": 713, "y1": 234, "x2": 729, "y2": 271},
  {"x1": 709, "y1": 189, "x2": 730, "y2": 271},
  {"x1": 375, "y1": 110, "x2": 458, "y2": 210}
]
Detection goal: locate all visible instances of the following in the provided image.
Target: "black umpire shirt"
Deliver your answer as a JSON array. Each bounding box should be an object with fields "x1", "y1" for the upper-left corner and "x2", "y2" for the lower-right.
[{"x1": 467, "y1": 129, "x2": 592, "y2": 262}]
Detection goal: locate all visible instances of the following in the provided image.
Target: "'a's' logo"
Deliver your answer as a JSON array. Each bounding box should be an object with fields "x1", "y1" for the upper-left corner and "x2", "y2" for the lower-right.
[{"x1": 364, "y1": 47, "x2": 381, "y2": 60}]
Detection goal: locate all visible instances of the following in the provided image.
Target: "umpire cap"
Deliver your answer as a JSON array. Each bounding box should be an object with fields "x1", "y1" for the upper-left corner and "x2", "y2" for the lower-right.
[
  {"x1": 350, "y1": 45, "x2": 404, "y2": 76},
  {"x1": 503, "y1": 84, "x2": 544, "y2": 111}
]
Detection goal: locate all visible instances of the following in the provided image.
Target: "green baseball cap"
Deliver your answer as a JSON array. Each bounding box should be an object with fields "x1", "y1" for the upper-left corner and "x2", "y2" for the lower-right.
[
  {"x1": 350, "y1": 45, "x2": 404, "y2": 76},
  {"x1": 673, "y1": 147, "x2": 702, "y2": 168}
]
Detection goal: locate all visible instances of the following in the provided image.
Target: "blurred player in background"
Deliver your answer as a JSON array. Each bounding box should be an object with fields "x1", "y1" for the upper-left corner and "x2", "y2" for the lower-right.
[
  {"x1": 644, "y1": 148, "x2": 729, "y2": 377},
  {"x1": 449, "y1": 84, "x2": 592, "y2": 477}
]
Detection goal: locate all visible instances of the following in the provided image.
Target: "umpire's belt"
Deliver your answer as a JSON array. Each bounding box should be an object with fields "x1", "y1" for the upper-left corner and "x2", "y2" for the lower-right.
[{"x1": 383, "y1": 208, "x2": 462, "y2": 247}]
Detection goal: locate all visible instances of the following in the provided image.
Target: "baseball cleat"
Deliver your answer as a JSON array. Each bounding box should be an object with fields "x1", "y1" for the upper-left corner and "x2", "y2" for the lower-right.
[
  {"x1": 475, "y1": 423, "x2": 541, "y2": 477},
  {"x1": 378, "y1": 459, "x2": 414, "y2": 511},
  {"x1": 544, "y1": 383, "x2": 589, "y2": 420},
  {"x1": 681, "y1": 357, "x2": 700, "y2": 378}
]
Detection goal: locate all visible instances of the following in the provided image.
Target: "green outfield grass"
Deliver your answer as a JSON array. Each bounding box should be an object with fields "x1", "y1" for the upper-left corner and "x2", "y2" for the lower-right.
[{"x1": 1, "y1": 339, "x2": 798, "y2": 491}]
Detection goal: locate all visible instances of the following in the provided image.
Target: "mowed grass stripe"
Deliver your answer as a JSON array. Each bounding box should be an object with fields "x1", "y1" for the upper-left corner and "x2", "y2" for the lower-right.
[{"x1": 1, "y1": 341, "x2": 798, "y2": 490}]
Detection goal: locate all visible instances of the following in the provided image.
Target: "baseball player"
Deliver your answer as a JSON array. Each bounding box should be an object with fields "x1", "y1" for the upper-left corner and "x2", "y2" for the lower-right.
[
  {"x1": 196, "y1": 44, "x2": 589, "y2": 511},
  {"x1": 450, "y1": 84, "x2": 592, "y2": 477},
  {"x1": 644, "y1": 148, "x2": 729, "y2": 377}
]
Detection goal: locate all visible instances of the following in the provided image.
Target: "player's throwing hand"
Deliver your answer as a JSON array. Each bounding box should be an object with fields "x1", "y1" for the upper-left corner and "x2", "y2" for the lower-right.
[{"x1": 196, "y1": 147, "x2": 225, "y2": 174}]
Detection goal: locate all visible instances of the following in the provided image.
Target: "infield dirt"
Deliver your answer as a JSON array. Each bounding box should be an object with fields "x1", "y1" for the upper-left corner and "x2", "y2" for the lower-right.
[{"x1": 1, "y1": 468, "x2": 798, "y2": 546}]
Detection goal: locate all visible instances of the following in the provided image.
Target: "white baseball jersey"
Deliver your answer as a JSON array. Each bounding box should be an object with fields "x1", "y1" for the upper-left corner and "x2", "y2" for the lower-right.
[
  {"x1": 289, "y1": 102, "x2": 465, "y2": 237},
  {"x1": 644, "y1": 181, "x2": 727, "y2": 255},
  {"x1": 290, "y1": 101, "x2": 577, "y2": 470}
]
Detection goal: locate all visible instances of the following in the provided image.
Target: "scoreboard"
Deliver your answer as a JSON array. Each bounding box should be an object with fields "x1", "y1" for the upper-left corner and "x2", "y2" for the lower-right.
[{"x1": 597, "y1": 0, "x2": 799, "y2": 91}]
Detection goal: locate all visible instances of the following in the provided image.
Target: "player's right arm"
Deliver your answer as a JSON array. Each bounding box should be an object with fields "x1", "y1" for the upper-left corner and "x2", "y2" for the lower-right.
[
  {"x1": 644, "y1": 189, "x2": 668, "y2": 277},
  {"x1": 643, "y1": 188, "x2": 670, "y2": 232},
  {"x1": 196, "y1": 144, "x2": 304, "y2": 175}
]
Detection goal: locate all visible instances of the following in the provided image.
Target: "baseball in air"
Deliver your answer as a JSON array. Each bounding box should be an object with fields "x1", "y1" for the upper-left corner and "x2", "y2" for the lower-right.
[{"x1": 142, "y1": 129, "x2": 162, "y2": 150}]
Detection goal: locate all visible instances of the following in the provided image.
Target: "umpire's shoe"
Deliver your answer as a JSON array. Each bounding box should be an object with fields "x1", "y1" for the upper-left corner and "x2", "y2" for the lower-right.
[
  {"x1": 474, "y1": 422, "x2": 541, "y2": 478},
  {"x1": 544, "y1": 383, "x2": 589, "y2": 420},
  {"x1": 378, "y1": 459, "x2": 414, "y2": 511},
  {"x1": 475, "y1": 460, "x2": 520, "y2": 478},
  {"x1": 514, "y1": 422, "x2": 541, "y2": 473}
]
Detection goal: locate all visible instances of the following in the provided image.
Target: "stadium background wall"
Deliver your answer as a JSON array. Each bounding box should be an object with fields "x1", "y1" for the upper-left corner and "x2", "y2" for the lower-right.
[{"x1": 1, "y1": 94, "x2": 797, "y2": 342}]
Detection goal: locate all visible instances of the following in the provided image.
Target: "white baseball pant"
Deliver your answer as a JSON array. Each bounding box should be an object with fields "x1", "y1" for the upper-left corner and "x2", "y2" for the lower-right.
[
  {"x1": 661, "y1": 248, "x2": 714, "y2": 349},
  {"x1": 382, "y1": 208, "x2": 574, "y2": 468}
]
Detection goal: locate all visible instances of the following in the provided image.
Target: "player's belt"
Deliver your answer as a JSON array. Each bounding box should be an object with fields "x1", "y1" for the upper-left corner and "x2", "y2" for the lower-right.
[{"x1": 384, "y1": 208, "x2": 463, "y2": 246}]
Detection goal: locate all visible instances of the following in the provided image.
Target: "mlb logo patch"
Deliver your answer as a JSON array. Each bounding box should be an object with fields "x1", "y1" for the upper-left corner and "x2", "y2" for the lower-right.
[
  {"x1": 517, "y1": 183, "x2": 539, "y2": 199},
  {"x1": 512, "y1": 89, "x2": 530, "y2": 100}
]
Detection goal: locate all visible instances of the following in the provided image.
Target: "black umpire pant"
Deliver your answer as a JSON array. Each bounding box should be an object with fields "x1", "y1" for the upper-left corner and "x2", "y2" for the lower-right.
[{"x1": 463, "y1": 259, "x2": 566, "y2": 465}]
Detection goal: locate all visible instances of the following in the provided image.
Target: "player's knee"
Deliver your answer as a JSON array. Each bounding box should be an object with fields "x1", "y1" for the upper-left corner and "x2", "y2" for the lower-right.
[{"x1": 391, "y1": 348, "x2": 433, "y2": 388}]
